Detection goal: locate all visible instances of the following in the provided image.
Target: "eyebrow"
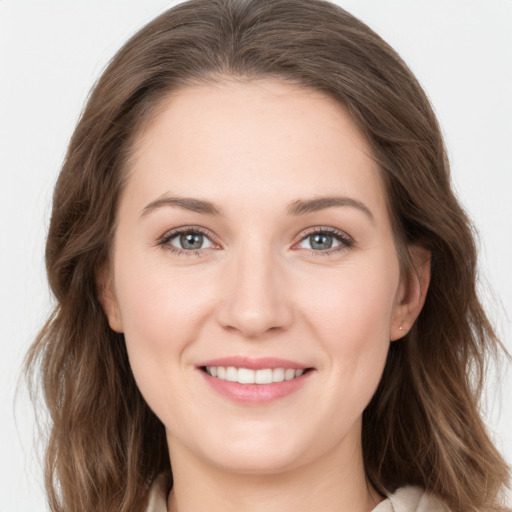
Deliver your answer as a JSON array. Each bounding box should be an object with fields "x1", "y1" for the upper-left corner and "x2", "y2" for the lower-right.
[
  {"x1": 141, "y1": 194, "x2": 373, "y2": 221},
  {"x1": 286, "y1": 196, "x2": 374, "y2": 221},
  {"x1": 141, "y1": 196, "x2": 223, "y2": 217}
]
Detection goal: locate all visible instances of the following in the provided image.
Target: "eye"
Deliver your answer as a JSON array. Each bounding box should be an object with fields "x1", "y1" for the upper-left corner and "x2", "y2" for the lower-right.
[
  {"x1": 296, "y1": 228, "x2": 353, "y2": 252},
  {"x1": 160, "y1": 228, "x2": 215, "y2": 252}
]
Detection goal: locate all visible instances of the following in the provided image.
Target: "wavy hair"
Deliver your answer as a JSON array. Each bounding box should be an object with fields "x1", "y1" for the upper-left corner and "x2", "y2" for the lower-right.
[{"x1": 26, "y1": 0, "x2": 510, "y2": 510}]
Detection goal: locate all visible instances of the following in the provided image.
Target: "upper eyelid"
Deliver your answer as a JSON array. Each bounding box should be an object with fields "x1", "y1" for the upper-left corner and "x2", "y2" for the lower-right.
[
  {"x1": 295, "y1": 226, "x2": 353, "y2": 242},
  {"x1": 158, "y1": 225, "x2": 219, "y2": 246}
]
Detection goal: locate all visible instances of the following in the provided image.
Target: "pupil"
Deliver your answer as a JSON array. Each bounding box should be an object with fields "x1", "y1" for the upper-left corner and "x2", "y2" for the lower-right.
[
  {"x1": 311, "y1": 233, "x2": 333, "y2": 250},
  {"x1": 180, "y1": 232, "x2": 203, "y2": 250}
]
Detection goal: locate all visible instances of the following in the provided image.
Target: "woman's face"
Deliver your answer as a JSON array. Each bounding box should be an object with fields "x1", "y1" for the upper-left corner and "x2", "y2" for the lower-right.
[{"x1": 102, "y1": 79, "x2": 415, "y2": 475}]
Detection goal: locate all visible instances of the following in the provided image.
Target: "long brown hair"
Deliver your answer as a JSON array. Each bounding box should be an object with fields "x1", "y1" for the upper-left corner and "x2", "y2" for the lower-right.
[{"x1": 26, "y1": 0, "x2": 510, "y2": 511}]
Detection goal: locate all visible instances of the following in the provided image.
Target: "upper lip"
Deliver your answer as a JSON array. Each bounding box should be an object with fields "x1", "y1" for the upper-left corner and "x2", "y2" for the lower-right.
[{"x1": 197, "y1": 357, "x2": 311, "y2": 370}]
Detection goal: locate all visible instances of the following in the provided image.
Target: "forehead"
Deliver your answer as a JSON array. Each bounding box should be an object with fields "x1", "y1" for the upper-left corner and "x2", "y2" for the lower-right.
[{"x1": 125, "y1": 79, "x2": 387, "y2": 217}]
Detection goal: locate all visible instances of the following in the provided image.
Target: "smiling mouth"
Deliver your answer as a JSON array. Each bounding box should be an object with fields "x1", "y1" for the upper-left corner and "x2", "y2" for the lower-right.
[{"x1": 201, "y1": 366, "x2": 313, "y2": 384}]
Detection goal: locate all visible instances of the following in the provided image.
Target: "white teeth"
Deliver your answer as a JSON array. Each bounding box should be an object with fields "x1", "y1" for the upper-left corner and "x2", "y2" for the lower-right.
[
  {"x1": 272, "y1": 367, "x2": 285, "y2": 382},
  {"x1": 226, "y1": 366, "x2": 238, "y2": 382},
  {"x1": 284, "y1": 368, "x2": 296, "y2": 381},
  {"x1": 255, "y1": 368, "x2": 273, "y2": 384},
  {"x1": 205, "y1": 366, "x2": 307, "y2": 384},
  {"x1": 237, "y1": 367, "x2": 255, "y2": 384}
]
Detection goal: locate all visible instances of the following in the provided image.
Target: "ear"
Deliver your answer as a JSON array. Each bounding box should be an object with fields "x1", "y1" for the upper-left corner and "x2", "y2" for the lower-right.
[
  {"x1": 390, "y1": 246, "x2": 431, "y2": 341},
  {"x1": 96, "y1": 262, "x2": 124, "y2": 333}
]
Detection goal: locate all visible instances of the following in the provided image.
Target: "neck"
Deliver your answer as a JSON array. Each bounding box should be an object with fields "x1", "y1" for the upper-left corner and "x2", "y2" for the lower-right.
[{"x1": 166, "y1": 431, "x2": 383, "y2": 512}]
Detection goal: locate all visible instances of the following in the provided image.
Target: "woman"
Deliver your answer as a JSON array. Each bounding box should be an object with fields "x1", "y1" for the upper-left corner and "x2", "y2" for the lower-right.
[{"x1": 26, "y1": 0, "x2": 510, "y2": 511}]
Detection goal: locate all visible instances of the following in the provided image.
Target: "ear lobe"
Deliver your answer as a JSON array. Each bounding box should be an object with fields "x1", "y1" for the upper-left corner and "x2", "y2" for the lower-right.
[
  {"x1": 391, "y1": 246, "x2": 431, "y2": 341},
  {"x1": 96, "y1": 263, "x2": 124, "y2": 333}
]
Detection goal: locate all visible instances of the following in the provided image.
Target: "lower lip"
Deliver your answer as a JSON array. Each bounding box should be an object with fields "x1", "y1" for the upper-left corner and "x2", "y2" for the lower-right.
[{"x1": 200, "y1": 370, "x2": 313, "y2": 405}]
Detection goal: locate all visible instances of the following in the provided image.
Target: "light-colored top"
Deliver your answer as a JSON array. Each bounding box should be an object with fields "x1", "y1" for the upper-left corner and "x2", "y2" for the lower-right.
[
  {"x1": 145, "y1": 480, "x2": 449, "y2": 512},
  {"x1": 372, "y1": 486, "x2": 449, "y2": 511}
]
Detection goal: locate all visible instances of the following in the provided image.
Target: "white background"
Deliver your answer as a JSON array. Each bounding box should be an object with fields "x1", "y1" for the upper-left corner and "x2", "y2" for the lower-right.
[{"x1": 1, "y1": 1, "x2": 511, "y2": 510}]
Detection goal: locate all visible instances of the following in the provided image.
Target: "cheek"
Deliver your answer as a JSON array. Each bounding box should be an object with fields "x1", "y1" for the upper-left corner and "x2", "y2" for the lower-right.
[
  {"x1": 112, "y1": 251, "x2": 215, "y2": 398},
  {"x1": 306, "y1": 260, "x2": 397, "y2": 329},
  {"x1": 115, "y1": 253, "x2": 208, "y2": 345},
  {"x1": 112, "y1": 259, "x2": 217, "y2": 426},
  {"x1": 298, "y1": 258, "x2": 399, "y2": 384}
]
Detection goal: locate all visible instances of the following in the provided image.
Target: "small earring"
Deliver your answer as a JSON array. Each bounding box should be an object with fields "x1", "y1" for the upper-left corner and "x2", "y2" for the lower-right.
[{"x1": 398, "y1": 325, "x2": 404, "y2": 332}]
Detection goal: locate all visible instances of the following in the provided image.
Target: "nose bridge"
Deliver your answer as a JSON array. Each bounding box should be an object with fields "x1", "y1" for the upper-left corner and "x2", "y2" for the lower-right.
[{"x1": 217, "y1": 236, "x2": 292, "y2": 338}]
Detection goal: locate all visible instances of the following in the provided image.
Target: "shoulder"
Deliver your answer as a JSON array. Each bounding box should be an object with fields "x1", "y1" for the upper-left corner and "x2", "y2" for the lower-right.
[{"x1": 372, "y1": 486, "x2": 450, "y2": 512}]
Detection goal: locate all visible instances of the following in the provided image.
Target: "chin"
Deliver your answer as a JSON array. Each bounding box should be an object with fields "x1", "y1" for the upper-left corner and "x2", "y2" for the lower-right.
[
  {"x1": 209, "y1": 446, "x2": 306, "y2": 475},
  {"x1": 194, "y1": 423, "x2": 320, "y2": 475}
]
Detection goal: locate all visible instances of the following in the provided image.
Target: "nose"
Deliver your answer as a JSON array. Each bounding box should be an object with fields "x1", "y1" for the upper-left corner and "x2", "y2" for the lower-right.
[{"x1": 216, "y1": 243, "x2": 294, "y2": 339}]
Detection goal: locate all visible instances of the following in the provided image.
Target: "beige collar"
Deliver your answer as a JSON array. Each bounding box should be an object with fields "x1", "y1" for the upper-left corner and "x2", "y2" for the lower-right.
[{"x1": 145, "y1": 480, "x2": 448, "y2": 512}]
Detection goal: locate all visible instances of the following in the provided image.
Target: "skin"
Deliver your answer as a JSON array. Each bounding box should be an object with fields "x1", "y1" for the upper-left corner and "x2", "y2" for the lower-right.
[{"x1": 100, "y1": 79, "x2": 430, "y2": 512}]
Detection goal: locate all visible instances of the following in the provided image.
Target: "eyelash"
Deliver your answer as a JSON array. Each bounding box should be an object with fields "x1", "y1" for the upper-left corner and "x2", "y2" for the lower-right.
[
  {"x1": 157, "y1": 226, "x2": 354, "y2": 256},
  {"x1": 157, "y1": 226, "x2": 218, "y2": 257},
  {"x1": 294, "y1": 227, "x2": 354, "y2": 256}
]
